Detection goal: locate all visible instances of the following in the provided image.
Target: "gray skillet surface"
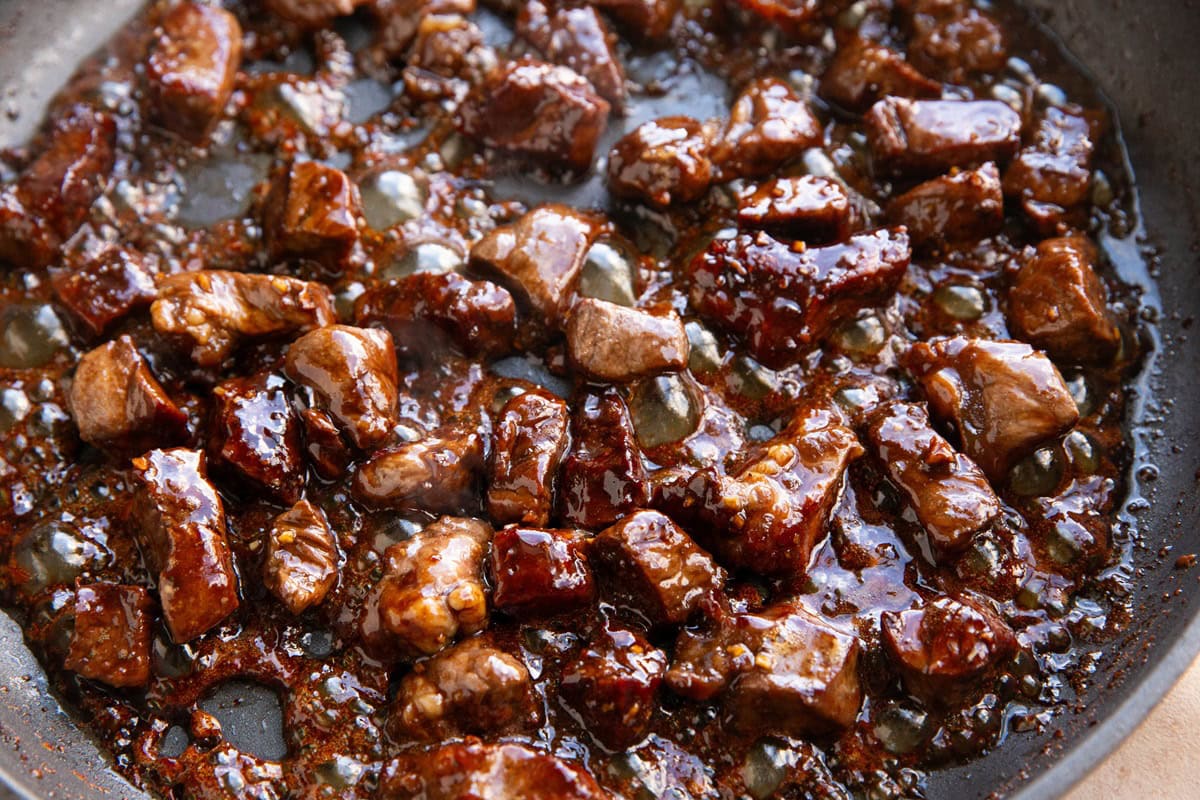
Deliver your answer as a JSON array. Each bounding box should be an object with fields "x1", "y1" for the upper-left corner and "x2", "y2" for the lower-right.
[{"x1": 0, "y1": 1, "x2": 1198, "y2": 798}]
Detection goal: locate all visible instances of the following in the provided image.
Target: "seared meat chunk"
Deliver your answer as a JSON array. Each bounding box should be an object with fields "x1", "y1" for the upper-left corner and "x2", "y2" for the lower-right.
[
  {"x1": 490, "y1": 527, "x2": 593, "y2": 616},
  {"x1": 690, "y1": 228, "x2": 911, "y2": 368},
  {"x1": 866, "y1": 402, "x2": 1000, "y2": 559},
  {"x1": 354, "y1": 272, "x2": 517, "y2": 360},
  {"x1": 1008, "y1": 236, "x2": 1120, "y2": 363},
  {"x1": 469, "y1": 204, "x2": 598, "y2": 329},
  {"x1": 591, "y1": 510, "x2": 723, "y2": 626},
  {"x1": 558, "y1": 389, "x2": 648, "y2": 529},
  {"x1": 487, "y1": 390, "x2": 570, "y2": 526},
  {"x1": 458, "y1": 58, "x2": 611, "y2": 174},
  {"x1": 209, "y1": 373, "x2": 304, "y2": 502},
  {"x1": 735, "y1": 0, "x2": 820, "y2": 37},
  {"x1": 712, "y1": 77, "x2": 822, "y2": 178},
  {"x1": 736, "y1": 176, "x2": 851, "y2": 243},
  {"x1": 266, "y1": 0, "x2": 367, "y2": 28},
  {"x1": 69, "y1": 336, "x2": 186, "y2": 453},
  {"x1": 594, "y1": 0, "x2": 678, "y2": 40},
  {"x1": 607, "y1": 117, "x2": 713, "y2": 207},
  {"x1": 380, "y1": 741, "x2": 606, "y2": 800},
  {"x1": 51, "y1": 245, "x2": 156, "y2": 337},
  {"x1": 403, "y1": 14, "x2": 491, "y2": 104},
  {"x1": 1027, "y1": 475, "x2": 1114, "y2": 577},
  {"x1": 887, "y1": 162, "x2": 1003, "y2": 247},
  {"x1": 365, "y1": 0, "x2": 477, "y2": 63},
  {"x1": 131, "y1": 449, "x2": 239, "y2": 642},
  {"x1": 1004, "y1": 108, "x2": 1095, "y2": 228},
  {"x1": 866, "y1": 98, "x2": 1021, "y2": 177},
  {"x1": 904, "y1": 0, "x2": 1007, "y2": 82},
  {"x1": 263, "y1": 160, "x2": 363, "y2": 269},
  {"x1": 881, "y1": 595, "x2": 1017, "y2": 704},
  {"x1": 668, "y1": 601, "x2": 862, "y2": 734},
  {"x1": 284, "y1": 325, "x2": 399, "y2": 451},
  {"x1": 908, "y1": 336, "x2": 1079, "y2": 481},
  {"x1": 360, "y1": 516, "x2": 491, "y2": 659},
  {"x1": 389, "y1": 636, "x2": 539, "y2": 741},
  {"x1": 656, "y1": 406, "x2": 863, "y2": 575},
  {"x1": 263, "y1": 499, "x2": 340, "y2": 615},
  {"x1": 299, "y1": 406, "x2": 351, "y2": 480},
  {"x1": 561, "y1": 621, "x2": 667, "y2": 748},
  {"x1": 354, "y1": 429, "x2": 484, "y2": 512},
  {"x1": 151, "y1": 270, "x2": 336, "y2": 366},
  {"x1": 566, "y1": 298, "x2": 688, "y2": 382},
  {"x1": 64, "y1": 584, "x2": 153, "y2": 688},
  {"x1": 517, "y1": 1, "x2": 626, "y2": 106},
  {"x1": 0, "y1": 105, "x2": 116, "y2": 269},
  {"x1": 144, "y1": 2, "x2": 242, "y2": 143},
  {"x1": 820, "y1": 36, "x2": 940, "y2": 111}
]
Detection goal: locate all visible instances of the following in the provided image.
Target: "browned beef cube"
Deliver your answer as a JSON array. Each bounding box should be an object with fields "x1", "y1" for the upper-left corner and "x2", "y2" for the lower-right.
[
  {"x1": 558, "y1": 389, "x2": 648, "y2": 529},
  {"x1": 566, "y1": 298, "x2": 689, "y2": 382},
  {"x1": 151, "y1": 270, "x2": 336, "y2": 366},
  {"x1": 131, "y1": 449, "x2": 239, "y2": 642},
  {"x1": 866, "y1": 402, "x2": 1000, "y2": 559},
  {"x1": 354, "y1": 272, "x2": 517, "y2": 361},
  {"x1": 518, "y1": 1, "x2": 626, "y2": 106},
  {"x1": 1026, "y1": 475, "x2": 1114, "y2": 577},
  {"x1": 1004, "y1": 108, "x2": 1094, "y2": 208},
  {"x1": 389, "y1": 636, "x2": 540, "y2": 741},
  {"x1": 458, "y1": 58, "x2": 611, "y2": 174},
  {"x1": 735, "y1": 0, "x2": 820, "y2": 37},
  {"x1": 655, "y1": 406, "x2": 862, "y2": 575},
  {"x1": 209, "y1": 372, "x2": 304, "y2": 502},
  {"x1": 0, "y1": 105, "x2": 116, "y2": 269},
  {"x1": 402, "y1": 14, "x2": 490, "y2": 104},
  {"x1": 469, "y1": 204, "x2": 599, "y2": 329},
  {"x1": 68, "y1": 335, "x2": 187, "y2": 453},
  {"x1": 51, "y1": 246, "x2": 156, "y2": 337},
  {"x1": 299, "y1": 406, "x2": 352, "y2": 480},
  {"x1": 690, "y1": 228, "x2": 911, "y2": 368},
  {"x1": 593, "y1": 0, "x2": 679, "y2": 40},
  {"x1": 360, "y1": 516, "x2": 491, "y2": 659},
  {"x1": 63, "y1": 583, "x2": 153, "y2": 688},
  {"x1": 904, "y1": 0, "x2": 1007, "y2": 82},
  {"x1": 1008, "y1": 236, "x2": 1120, "y2": 364},
  {"x1": 145, "y1": 2, "x2": 242, "y2": 143},
  {"x1": 907, "y1": 336, "x2": 1079, "y2": 481},
  {"x1": 263, "y1": 160, "x2": 363, "y2": 269},
  {"x1": 284, "y1": 325, "x2": 399, "y2": 451},
  {"x1": 490, "y1": 527, "x2": 593, "y2": 615},
  {"x1": 607, "y1": 117, "x2": 713, "y2": 207},
  {"x1": 591, "y1": 510, "x2": 722, "y2": 625},
  {"x1": 561, "y1": 621, "x2": 667, "y2": 748},
  {"x1": 380, "y1": 741, "x2": 606, "y2": 800},
  {"x1": 667, "y1": 601, "x2": 862, "y2": 734},
  {"x1": 866, "y1": 98, "x2": 1021, "y2": 177},
  {"x1": 820, "y1": 36, "x2": 941, "y2": 111},
  {"x1": 736, "y1": 176, "x2": 851, "y2": 243},
  {"x1": 266, "y1": 0, "x2": 367, "y2": 28},
  {"x1": 262, "y1": 499, "x2": 340, "y2": 615},
  {"x1": 712, "y1": 77, "x2": 822, "y2": 178},
  {"x1": 365, "y1": 0, "x2": 477, "y2": 63},
  {"x1": 354, "y1": 429, "x2": 484, "y2": 512},
  {"x1": 887, "y1": 162, "x2": 1004, "y2": 247},
  {"x1": 487, "y1": 390, "x2": 570, "y2": 526},
  {"x1": 881, "y1": 595, "x2": 1017, "y2": 704}
]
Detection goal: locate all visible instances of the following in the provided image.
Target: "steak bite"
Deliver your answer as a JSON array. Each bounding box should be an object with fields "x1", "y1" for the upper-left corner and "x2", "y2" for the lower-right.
[
  {"x1": 360, "y1": 516, "x2": 491, "y2": 659},
  {"x1": 64, "y1": 583, "x2": 153, "y2": 688},
  {"x1": 262, "y1": 499, "x2": 340, "y2": 615},
  {"x1": 1007, "y1": 236, "x2": 1121, "y2": 363},
  {"x1": 469, "y1": 204, "x2": 599, "y2": 329},
  {"x1": 656, "y1": 405, "x2": 863, "y2": 575},
  {"x1": 565, "y1": 298, "x2": 689, "y2": 382},
  {"x1": 353, "y1": 428, "x2": 485, "y2": 512},
  {"x1": 487, "y1": 390, "x2": 570, "y2": 526},
  {"x1": 907, "y1": 336, "x2": 1080, "y2": 481},
  {"x1": 820, "y1": 36, "x2": 940, "y2": 111},
  {"x1": 711, "y1": 77, "x2": 822, "y2": 178},
  {"x1": 151, "y1": 270, "x2": 336, "y2": 366},
  {"x1": 866, "y1": 98, "x2": 1022, "y2": 177},
  {"x1": 690, "y1": 228, "x2": 911, "y2": 369},
  {"x1": 490, "y1": 527, "x2": 594, "y2": 616},
  {"x1": 51, "y1": 245, "x2": 157, "y2": 337},
  {"x1": 284, "y1": 325, "x2": 399, "y2": 451},
  {"x1": 402, "y1": 13, "x2": 491, "y2": 104},
  {"x1": 734, "y1": 0, "x2": 821, "y2": 38},
  {"x1": 144, "y1": 2, "x2": 242, "y2": 143},
  {"x1": 736, "y1": 176, "x2": 851, "y2": 243},
  {"x1": 866, "y1": 402, "x2": 1001, "y2": 559},
  {"x1": 1004, "y1": 108, "x2": 1096, "y2": 229},
  {"x1": 388, "y1": 636, "x2": 540, "y2": 741},
  {"x1": 667, "y1": 601, "x2": 862, "y2": 735},
  {"x1": 887, "y1": 162, "x2": 1004, "y2": 247},
  {"x1": 607, "y1": 116, "x2": 714, "y2": 207},
  {"x1": 69, "y1": 336, "x2": 187, "y2": 453},
  {"x1": 517, "y1": 0, "x2": 626, "y2": 106},
  {"x1": 881, "y1": 595, "x2": 1018, "y2": 704},
  {"x1": 903, "y1": 0, "x2": 1008, "y2": 82},
  {"x1": 557, "y1": 388, "x2": 648, "y2": 529},
  {"x1": 131, "y1": 449, "x2": 239, "y2": 643},
  {"x1": 265, "y1": 0, "x2": 368, "y2": 29},
  {"x1": 590, "y1": 509, "x2": 723, "y2": 626},
  {"x1": 263, "y1": 160, "x2": 363, "y2": 269},
  {"x1": 458, "y1": 58, "x2": 611, "y2": 174},
  {"x1": 594, "y1": 0, "x2": 679, "y2": 41},
  {"x1": 209, "y1": 373, "x2": 304, "y2": 503}
]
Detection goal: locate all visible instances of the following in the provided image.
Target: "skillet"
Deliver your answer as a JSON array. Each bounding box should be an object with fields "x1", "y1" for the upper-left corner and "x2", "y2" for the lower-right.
[{"x1": 0, "y1": 0, "x2": 1196, "y2": 797}]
